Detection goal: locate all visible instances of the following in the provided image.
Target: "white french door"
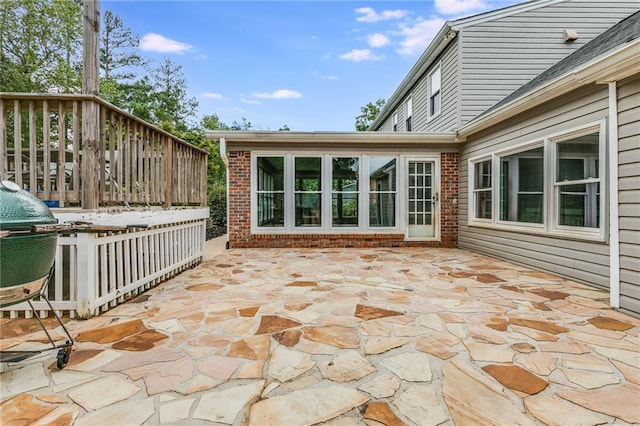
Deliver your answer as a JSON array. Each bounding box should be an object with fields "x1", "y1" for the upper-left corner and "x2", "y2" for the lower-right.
[{"x1": 406, "y1": 159, "x2": 439, "y2": 239}]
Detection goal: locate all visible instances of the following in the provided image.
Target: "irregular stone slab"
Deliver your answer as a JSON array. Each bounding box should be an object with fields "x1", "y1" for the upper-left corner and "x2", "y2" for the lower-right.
[
  {"x1": 560, "y1": 368, "x2": 620, "y2": 389},
  {"x1": 561, "y1": 354, "x2": 614, "y2": 373},
  {"x1": 511, "y1": 342, "x2": 536, "y2": 353},
  {"x1": 75, "y1": 319, "x2": 147, "y2": 343},
  {"x1": 355, "y1": 304, "x2": 403, "y2": 321},
  {"x1": 539, "y1": 341, "x2": 589, "y2": 354},
  {"x1": 589, "y1": 345, "x2": 640, "y2": 368},
  {"x1": 186, "y1": 283, "x2": 223, "y2": 291},
  {"x1": 475, "y1": 273, "x2": 504, "y2": 283},
  {"x1": 364, "y1": 402, "x2": 407, "y2": 426},
  {"x1": 239, "y1": 307, "x2": 260, "y2": 317},
  {"x1": 319, "y1": 351, "x2": 375, "y2": 382},
  {"x1": 568, "y1": 331, "x2": 638, "y2": 351},
  {"x1": 67, "y1": 375, "x2": 141, "y2": 411},
  {"x1": 228, "y1": 335, "x2": 270, "y2": 360},
  {"x1": 518, "y1": 352, "x2": 557, "y2": 376},
  {"x1": 0, "y1": 394, "x2": 56, "y2": 425},
  {"x1": 508, "y1": 318, "x2": 569, "y2": 335},
  {"x1": 160, "y1": 398, "x2": 195, "y2": 423},
  {"x1": 0, "y1": 363, "x2": 49, "y2": 398},
  {"x1": 273, "y1": 329, "x2": 302, "y2": 347},
  {"x1": 74, "y1": 396, "x2": 154, "y2": 425},
  {"x1": 558, "y1": 383, "x2": 640, "y2": 424},
  {"x1": 486, "y1": 317, "x2": 508, "y2": 331},
  {"x1": 286, "y1": 281, "x2": 317, "y2": 287},
  {"x1": 415, "y1": 336, "x2": 457, "y2": 360},
  {"x1": 481, "y1": 364, "x2": 548, "y2": 395},
  {"x1": 34, "y1": 405, "x2": 80, "y2": 426},
  {"x1": 194, "y1": 380, "x2": 265, "y2": 424},
  {"x1": 365, "y1": 336, "x2": 411, "y2": 355},
  {"x1": 184, "y1": 374, "x2": 221, "y2": 395},
  {"x1": 358, "y1": 374, "x2": 401, "y2": 398},
  {"x1": 256, "y1": 315, "x2": 301, "y2": 335},
  {"x1": 525, "y1": 394, "x2": 609, "y2": 426},
  {"x1": 268, "y1": 346, "x2": 315, "y2": 382},
  {"x1": 303, "y1": 325, "x2": 360, "y2": 349},
  {"x1": 381, "y1": 352, "x2": 432, "y2": 382},
  {"x1": 249, "y1": 386, "x2": 369, "y2": 425},
  {"x1": 529, "y1": 288, "x2": 569, "y2": 300},
  {"x1": 198, "y1": 355, "x2": 243, "y2": 380},
  {"x1": 469, "y1": 324, "x2": 507, "y2": 344},
  {"x1": 111, "y1": 329, "x2": 167, "y2": 351},
  {"x1": 50, "y1": 370, "x2": 97, "y2": 392},
  {"x1": 612, "y1": 360, "x2": 640, "y2": 385},
  {"x1": 442, "y1": 360, "x2": 535, "y2": 426},
  {"x1": 393, "y1": 384, "x2": 449, "y2": 425},
  {"x1": 510, "y1": 325, "x2": 559, "y2": 342},
  {"x1": 35, "y1": 394, "x2": 68, "y2": 404},
  {"x1": 464, "y1": 341, "x2": 514, "y2": 363}
]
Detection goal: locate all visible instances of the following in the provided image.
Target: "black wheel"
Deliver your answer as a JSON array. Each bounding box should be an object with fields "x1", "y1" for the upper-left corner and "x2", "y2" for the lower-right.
[{"x1": 56, "y1": 348, "x2": 70, "y2": 369}]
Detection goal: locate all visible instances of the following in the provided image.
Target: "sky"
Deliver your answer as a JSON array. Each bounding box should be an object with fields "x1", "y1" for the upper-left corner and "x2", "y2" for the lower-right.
[{"x1": 103, "y1": 0, "x2": 527, "y2": 131}]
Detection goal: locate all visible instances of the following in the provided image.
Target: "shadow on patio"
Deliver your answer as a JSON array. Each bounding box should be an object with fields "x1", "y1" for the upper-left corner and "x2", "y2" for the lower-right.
[{"x1": 1, "y1": 238, "x2": 639, "y2": 425}]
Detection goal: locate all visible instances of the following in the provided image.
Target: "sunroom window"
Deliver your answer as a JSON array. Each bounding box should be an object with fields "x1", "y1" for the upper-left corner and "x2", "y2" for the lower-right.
[
  {"x1": 257, "y1": 157, "x2": 285, "y2": 227},
  {"x1": 499, "y1": 146, "x2": 544, "y2": 224},
  {"x1": 473, "y1": 159, "x2": 492, "y2": 219},
  {"x1": 332, "y1": 157, "x2": 359, "y2": 227},
  {"x1": 555, "y1": 132, "x2": 600, "y2": 228},
  {"x1": 295, "y1": 157, "x2": 322, "y2": 227},
  {"x1": 369, "y1": 157, "x2": 396, "y2": 227}
]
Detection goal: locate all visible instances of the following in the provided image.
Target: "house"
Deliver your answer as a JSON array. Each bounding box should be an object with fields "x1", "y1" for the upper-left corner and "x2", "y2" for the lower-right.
[{"x1": 208, "y1": 0, "x2": 639, "y2": 315}]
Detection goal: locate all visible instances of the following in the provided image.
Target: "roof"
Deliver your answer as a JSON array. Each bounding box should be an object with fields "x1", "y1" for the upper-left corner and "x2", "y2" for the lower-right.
[
  {"x1": 458, "y1": 11, "x2": 640, "y2": 137},
  {"x1": 368, "y1": 0, "x2": 565, "y2": 130},
  {"x1": 206, "y1": 131, "x2": 458, "y2": 145},
  {"x1": 483, "y1": 10, "x2": 640, "y2": 115}
]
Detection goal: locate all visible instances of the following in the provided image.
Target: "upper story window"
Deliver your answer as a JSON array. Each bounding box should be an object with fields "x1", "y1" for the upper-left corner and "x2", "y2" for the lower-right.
[
  {"x1": 392, "y1": 112, "x2": 398, "y2": 132},
  {"x1": 468, "y1": 122, "x2": 605, "y2": 241},
  {"x1": 428, "y1": 64, "x2": 441, "y2": 119},
  {"x1": 405, "y1": 97, "x2": 413, "y2": 132}
]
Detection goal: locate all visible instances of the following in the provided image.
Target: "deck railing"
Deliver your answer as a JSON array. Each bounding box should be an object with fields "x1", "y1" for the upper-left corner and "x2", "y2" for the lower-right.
[{"x1": 0, "y1": 93, "x2": 208, "y2": 208}]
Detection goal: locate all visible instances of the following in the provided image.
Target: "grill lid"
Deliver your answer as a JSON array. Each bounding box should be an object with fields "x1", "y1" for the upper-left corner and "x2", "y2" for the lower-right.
[{"x1": 0, "y1": 181, "x2": 57, "y2": 231}]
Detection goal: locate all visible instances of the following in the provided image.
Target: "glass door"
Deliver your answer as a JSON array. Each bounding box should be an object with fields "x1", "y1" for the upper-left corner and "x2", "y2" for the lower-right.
[{"x1": 407, "y1": 160, "x2": 437, "y2": 239}]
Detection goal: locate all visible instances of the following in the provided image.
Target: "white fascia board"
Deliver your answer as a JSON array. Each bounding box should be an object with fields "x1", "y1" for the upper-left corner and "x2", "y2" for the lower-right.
[
  {"x1": 457, "y1": 39, "x2": 640, "y2": 140},
  {"x1": 206, "y1": 131, "x2": 458, "y2": 145},
  {"x1": 451, "y1": 0, "x2": 566, "y2": 28}
]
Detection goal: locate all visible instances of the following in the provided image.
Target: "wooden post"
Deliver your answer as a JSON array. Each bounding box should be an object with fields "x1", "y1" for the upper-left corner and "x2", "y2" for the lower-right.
[
  {"x1": 82, "y1": 0, "x2": 100, "y2": 209},
  {"x1": 163, "y1": 136, "x2": 173, "y2": 208}
]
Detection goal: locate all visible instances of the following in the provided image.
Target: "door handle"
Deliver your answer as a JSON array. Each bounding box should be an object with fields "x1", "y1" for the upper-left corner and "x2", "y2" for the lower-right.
[{"x1": 432, "y1": 193, "x2": 439, "y2": 202}]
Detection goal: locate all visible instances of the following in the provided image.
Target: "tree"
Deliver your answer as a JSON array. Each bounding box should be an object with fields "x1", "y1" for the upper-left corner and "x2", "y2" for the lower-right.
[
  {"x1": 100, "y1": 10, "x2": 145, "y2": 81},
  {"x1": 278, "y1": 124, "x2": 291, "y2": 131},
  {"x1": 355, "y1": 98, "x2": 386, "y2": 131},
  {"x1": 150, "y1": 58, "x2": 199, "y2": 131}
]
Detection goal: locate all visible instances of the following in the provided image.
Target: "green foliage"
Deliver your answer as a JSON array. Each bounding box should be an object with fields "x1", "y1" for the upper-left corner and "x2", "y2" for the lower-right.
[
  {"x1": 208, "y1": 186, "x2": 227, "y2": 226},
  {"x1": 100, "y1": 10, "x2": 145, "y2": 81},
  {"x1": 355, "y1": 98, "x2": 386, "y2": 131}
]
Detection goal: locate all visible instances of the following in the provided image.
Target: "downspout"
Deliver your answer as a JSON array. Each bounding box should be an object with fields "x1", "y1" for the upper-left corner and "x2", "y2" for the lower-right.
[
  {"x1": 219, "y1": 138, "x2": 230, "y2": 248},
  {"x1": 608, "y1": 82, "x2": 620, "y2": 308}
]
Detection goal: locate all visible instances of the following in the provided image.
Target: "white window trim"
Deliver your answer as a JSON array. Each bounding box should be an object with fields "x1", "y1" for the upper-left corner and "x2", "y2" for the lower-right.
[
  {"x1": 467, "y1": 120, "x2": 607, "y2": 242},
  {"x1": 467, "y1": 156, "x2": 493, "y2": 224},
  {"x1": 392, "y1": 113, "x2": 398, "y2": 132},
  {"x1": 405, "y1": 96, "x2": 413, "y2": 131},
  {"x1": 428, "y1": 62, "x2": 442, "y2": 121},
  {"x1": 251, "y1": 153, "x2": 401, "y2": 234}
]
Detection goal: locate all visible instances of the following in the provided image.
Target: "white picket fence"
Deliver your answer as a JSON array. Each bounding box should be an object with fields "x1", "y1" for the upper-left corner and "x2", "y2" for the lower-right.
[{"x1": 1, "y1": 210, "x2": 208, "y2": 319}]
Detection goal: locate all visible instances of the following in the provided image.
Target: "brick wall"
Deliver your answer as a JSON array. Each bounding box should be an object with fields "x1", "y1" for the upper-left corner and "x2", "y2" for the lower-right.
[{"x1": 227, "y1": 150, "x2": 459, "y2": 248}]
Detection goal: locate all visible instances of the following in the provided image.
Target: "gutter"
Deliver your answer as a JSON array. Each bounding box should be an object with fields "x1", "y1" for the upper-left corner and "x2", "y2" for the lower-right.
[
  {"x1": 456, "y1": 39, "x2": 640, "y2": 140},
  {"x1": 219, "y1": 137, "x2": 230, "y2": 241}
]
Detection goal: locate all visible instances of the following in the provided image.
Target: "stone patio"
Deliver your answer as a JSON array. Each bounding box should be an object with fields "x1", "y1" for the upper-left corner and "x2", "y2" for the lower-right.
[{"x1": 1, "y1": 239, "x2": 639, "y2": 425}]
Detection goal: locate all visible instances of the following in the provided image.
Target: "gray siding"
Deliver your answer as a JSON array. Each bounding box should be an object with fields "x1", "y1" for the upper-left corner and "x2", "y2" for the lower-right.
[
  {"x1": 459, "y1": 0, "x2": 639, "y2": 126},
  {"x1": 617, "y1": 75, "x2": 640, "y2": 315},
  {"x1": 459, "y1": 84, "x2": 611, "y2": 289}
]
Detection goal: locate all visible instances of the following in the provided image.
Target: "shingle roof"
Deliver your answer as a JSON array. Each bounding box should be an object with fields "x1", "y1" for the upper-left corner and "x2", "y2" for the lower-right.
[{"x1": 483, "y1": 10, "x2": 640, "y2": 115}]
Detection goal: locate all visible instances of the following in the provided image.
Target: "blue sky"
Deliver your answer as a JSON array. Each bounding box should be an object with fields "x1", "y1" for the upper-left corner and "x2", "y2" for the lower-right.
[{"x1": 103, "y1": 0, "x2": 526, "y2": 131}]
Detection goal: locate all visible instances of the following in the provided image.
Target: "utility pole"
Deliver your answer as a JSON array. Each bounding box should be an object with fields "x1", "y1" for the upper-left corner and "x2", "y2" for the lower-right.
[{"x1": 82, "y1": 0, "x2": 100, "y2": 209}]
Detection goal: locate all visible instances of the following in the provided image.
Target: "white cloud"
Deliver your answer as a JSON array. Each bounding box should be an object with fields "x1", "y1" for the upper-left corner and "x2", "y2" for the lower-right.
[
  {"x1": 435, "y1": 0, "x2": 488, "y2": 15},
  {"x1": 339, "y1": 49, "x2": 384, "y2": 62},
  {"x1": 366, "y1": 33, "x2": 391, "y2": 48},
  {"x1": 396, "y1": 17, "x2": 445, "y2": 56},
  {"x1": 252, "y1": 89, "x2": 302, "y2": 99},
  {"x1": 355, "y1": 7, "x2": 408, "y2": 23},
  {"x1": 194, "y1": 54, "x2": 207, "y2": 61},
  {"x1": 201, "y1": 92, "x2": 224, "y2": 99},
  {"x1": 241, "y1": 97, "x2": 262, "y2": 105},
  {"x1": 139, "y1": 33, "x2": 193, "y2": 54}
]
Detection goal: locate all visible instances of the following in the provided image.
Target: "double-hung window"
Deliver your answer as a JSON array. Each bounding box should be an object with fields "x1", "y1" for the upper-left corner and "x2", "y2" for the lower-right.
[
  {"x1": 392, "y1": 113, "x2": 398, "y2": 132},
  {"x1": 472, "y1": 159, "x2": 492, "y2": 220},
  {"x1": 332, "y1": 157, "x2": 359, "y2": 227},
  {"x1": 405, "y1": 97, "x2": 413, "y2": 131},
  {"x1": 428, "y1": 64, "x2": 441, "y2": 118},
  {"x1": 257, "y1": 157, "x2": 285, "y2": 227},
  {"x1": 294, "y1": 157, "x2": 322, "y2": 227},
  {"x1": 369, "y1": 157, "x2": 397, "y2": 227},
  {"x1": 468, "y1": 122, "x2": 605, "y2": 240}
]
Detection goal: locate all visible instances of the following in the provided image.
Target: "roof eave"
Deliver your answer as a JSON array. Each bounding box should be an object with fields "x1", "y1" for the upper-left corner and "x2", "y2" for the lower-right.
[
  {"x1": 206, "y1": 131, "x2": 459, "y2": 145},
  {"x1": 456, "y1": 39, "x2": 640, "y2": 140}
]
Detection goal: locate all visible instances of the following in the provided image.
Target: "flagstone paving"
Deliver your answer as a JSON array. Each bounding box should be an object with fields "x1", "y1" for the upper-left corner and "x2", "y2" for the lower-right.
[{"x1": 1, "y1": 243, "x2": 640, "y2": 425}]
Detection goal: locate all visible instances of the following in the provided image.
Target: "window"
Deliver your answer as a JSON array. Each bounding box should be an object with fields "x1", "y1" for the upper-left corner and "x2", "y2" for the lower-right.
[
  {"x1": 428, "y1": 64, "x2": 441, "y2": 118},
  {"x1": 392, "y1": 113, "x2": 398, "y2": 132},
  {"x1": 369, "y1": 157, "x2": 396, "y2": 227},
  {"x1": 499, "y1": 146, "x2": 544, "y2": 224},
  {"x1": 332, "y1": 158, "x2": 359, "y2": 227},
  {"x1": 555, "y1": 132, "x2": 600, "y2": 228},
  {"x1": 468, "y1": 122, "x2": 605, "y2": 240},
  {"x1": 257, "y1": 157, "x2": 285, "y2": 227},
  {"x1": 295, "y1": 157, "x2": 322, "y2": 227},
  {"x1": 472, "y1": 159, "x2": 492, "y2": 220},
  {"x1": 405, "y1": 97, "x2": 413, "y2": 131}
]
